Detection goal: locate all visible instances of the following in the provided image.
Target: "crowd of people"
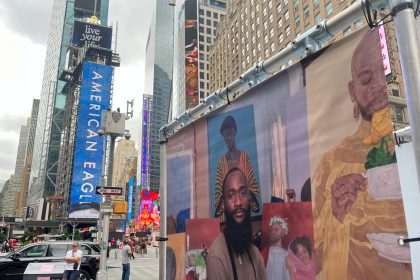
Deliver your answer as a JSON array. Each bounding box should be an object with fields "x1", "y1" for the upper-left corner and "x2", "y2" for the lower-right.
[
  {"x1": 108, "y1": 237, "x2": 150, "y2": 258},
  {"x1": 0, "y1": 239, "x2": 18, "y2": 252}
]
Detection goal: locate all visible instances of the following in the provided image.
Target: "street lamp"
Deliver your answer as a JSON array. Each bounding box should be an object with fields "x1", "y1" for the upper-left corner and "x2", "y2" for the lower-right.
[{"x1": 96, "y1": 108, "x2": 131, "y2": 280}]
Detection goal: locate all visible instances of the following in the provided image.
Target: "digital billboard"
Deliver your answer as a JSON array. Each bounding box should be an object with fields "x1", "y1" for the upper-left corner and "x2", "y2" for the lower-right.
[
  {"x1": 127, "y1": 178, "x2": 134, "y2": 220},
  {"x1": 69, "y1": 62, "x2": 112, "y2": 219},
  {"x1": 140, "y1": 96, "x2": 152, "y2": 189},
  {"x1": 72, "y1": 20, "x2": 112, "y2": 49},
  {"x1": 185, "y1": 0, "x2": 198, "y2": 109}
]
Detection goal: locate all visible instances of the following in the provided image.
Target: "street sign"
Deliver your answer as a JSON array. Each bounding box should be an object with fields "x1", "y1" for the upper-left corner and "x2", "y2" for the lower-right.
[
  {"x1": 100, "y1": 203, "x2": 114, "y2": 213},
  {"x1": 96, "y1": 186, "x2": 123, "y2": 195}
]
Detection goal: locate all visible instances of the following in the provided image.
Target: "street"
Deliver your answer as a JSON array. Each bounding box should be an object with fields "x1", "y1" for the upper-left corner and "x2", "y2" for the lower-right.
[{"x1": 106, "y1": 246, "x2": 159, "y2": 280}]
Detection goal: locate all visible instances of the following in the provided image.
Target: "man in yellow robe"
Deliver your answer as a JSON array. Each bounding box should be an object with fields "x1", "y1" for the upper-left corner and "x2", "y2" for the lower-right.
[{"x1": 312, "y1": 30, "x2": 411, "y2": 280}]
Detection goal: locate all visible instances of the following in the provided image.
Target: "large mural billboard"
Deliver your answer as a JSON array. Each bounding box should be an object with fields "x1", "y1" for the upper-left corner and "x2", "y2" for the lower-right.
[
  {"x1": 69, "y1": 62, "x2": 112, "y2": 219},
  {"x1": 185, "y1": 0, "x2": 199, "y2": 109},
  {"x1": 165, "y1": 28, "x2": 412, "y2": 279}
]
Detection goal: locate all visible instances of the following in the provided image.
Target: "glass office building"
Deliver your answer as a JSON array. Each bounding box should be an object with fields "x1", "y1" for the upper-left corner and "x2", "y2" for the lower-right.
[
  {"x1": 28, "y1": 0, "x2": 109, "y2": 205},
  {"x1": 142, "y1": 0, "x2": 174, "y2": 192}
]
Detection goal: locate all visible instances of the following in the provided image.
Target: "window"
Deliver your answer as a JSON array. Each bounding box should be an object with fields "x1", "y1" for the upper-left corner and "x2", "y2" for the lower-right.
[
  {"x1": 284, "y1": 0, "x2": 289, "y2": 5},
  {"x1": 270, "y1": 28, "x2": 275, "y2": 38},
  {"x1": 285, "y1": 11, "x2": 290, "y2": 20},
  {"x1": 271, "y1": 42, "x2": 275, "y2": 52},
  {"x1": 263, "y1": 7, "x2": 267, "y2": 16},
  {"x1": 207, "y1": 11, "x2": 211, "y2": 17},
  {"x1": 304, "y1": 6, "x2": 310, "y2": 18},
  {"x1": 265, "y1": 49, "x2": 270, "y2": 57},
  {"x1": 207, "y1": 28, "x2": 211, "y2": 34},
  {"x1": 257, "y1": 42, "x2": 261, "y2": 51},
  {"x1": 315, "y1": 12, "x2": 321, "y2": 24},
  {"x1": 253, "y1": 48, "x2": 256, "y2": 57},
  {"x1": 277, "y1": 4, "x2": 282, "y2": 13},
  {"x1": 207, "y1": 19, "x2": 211, "y2": 26},
  {"x1": 199, "y1": 18, "x2": 204, "y2": 24},
  {"x1": 199, "y1": 26, "x2": 204, "y2": 33},
  {"x1": 213, "y1": 21, "x2": 218, "y2": 27},
  {"x1": 390, "y1": 105, "x2": 406, "y2": 123},
  {"x1": 269, "y1": 0, "x2": 273, "y2": 8},
  {"x1": 200, "y1": 72, "x2": 205, "y2": 79},
  {"x1": 391, "y1": 83, "x2": 400, "y2": 97},
  {"x1": 257, "y1": 16, "x2": 260, "y2": 25},
  {"x1": 286, "y1": 26, "x2": 291, "y2": 36},
  {"x1": 314, "y1": 0, "x2": 319, "y2": 8},
  {"x1": 325, "y1": 2, "x2": 333, "y2": 16},
  {"x1": 295, "y1": 16, "x2": 300, "y2": 28},
  {"x1": 269, "y1": 14, "x2": 274, "y2": 23},
  {"x1": 199, "y1": 9, "x2": 204, "y2": 15},
  {"x1": 355, "y1": 19, "x2": 364, "y2": 29},
  {"x1": 20, "y1": 244, "x2": 48, "y2": 258},
  {"x1": 207, "y1": 37, "x2": 212, "y2": 43},
  {"x1": 279, "y1": 33, "x2": 284, "y2": 43},
  {"x1": 213, "y1": 12, "x2": 218, "y2": 18},
  {"x1": 80, "y1": 244, "x2": 93, "y2": 255},
  {"x1": 46, "y1": 244, "x2": 68, "y2": 257},
  {"x1": 304, "y1": 23, "x2": 311, "y2": 31},
  {"x1": 278, "y1": 18, "x2": 283, "y2": 29},
  {"x1": 200, "y1": 63, "x2": 204, "y2": 70},
  {"x1": 265, "y1": 34, "x2": 269, "y2": 43},
  {"x1": 264, "y1": 20, "x2": 268, "y2": 30},
  {"x1": 294, "y1": 0, "x2": 299, "y2": 12},
  {"x1": 257, "y1": 30, "x2": 261, "y2": 38}
]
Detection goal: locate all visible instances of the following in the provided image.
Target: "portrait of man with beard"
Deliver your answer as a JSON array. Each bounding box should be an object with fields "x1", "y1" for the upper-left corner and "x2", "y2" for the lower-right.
[{"x1": 207, "y1": 167, "x2": 266, "y2": 280}]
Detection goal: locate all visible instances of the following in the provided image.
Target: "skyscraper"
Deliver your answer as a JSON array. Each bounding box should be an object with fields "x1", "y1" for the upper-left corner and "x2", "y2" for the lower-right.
[
  {"x1": 3, "y1": 123, "x2": 29, "y2": 216},
  {"x1": 172, "y1": 0, "x2": 227, "y2": 118},
  {"x1": 142, "y1": 0, "x2": 174, "y2": 192},
  {"x1": 15, "y1": 99, "x2": 40, "y2": 217},
  {"x1": 28, "y1": 0, "x2": 109, "y2": 206}
]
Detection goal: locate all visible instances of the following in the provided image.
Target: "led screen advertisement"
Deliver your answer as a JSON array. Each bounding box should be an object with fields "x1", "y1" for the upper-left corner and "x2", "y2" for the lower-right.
[
  {"x1": 139, "y1": 189, "x2": 160, "y2": 232},
  {"x1": 69, "y1": 62, "x2": 112, "y2": 219},
  {"x1": 127, "y1": 178, "x2": 134, "y2": 220},
  {"x1": 165, "y1": 28, "x2": 412, "y2": 279},
  {"x1": 185, "y1": 0, "x2": 198, "y2": 109},
  {"x1": 72, "y1": 20, "x2": 112, "y2": 49}
]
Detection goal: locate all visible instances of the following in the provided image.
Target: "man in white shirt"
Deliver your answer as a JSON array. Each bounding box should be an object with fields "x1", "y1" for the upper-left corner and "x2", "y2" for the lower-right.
[
  {"x1": 62, "y1": 242, "x2": 83, "y2": 280},
  {"x1": 122, "y1": 239, "x2": 132, "y2": 280}
]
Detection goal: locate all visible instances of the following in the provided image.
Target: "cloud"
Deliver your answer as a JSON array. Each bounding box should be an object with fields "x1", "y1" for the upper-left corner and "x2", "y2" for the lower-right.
[
  {"x1": 0, "y1": 115, "x2": 27, "y2": 134},
  {"x1": 0, "y1": 137, "x2": 19, "y2": 181},
  {"x1": 108, "y1": 0, "x2": 154, "y2": 66},
  {"x1": 0, "y1": 0, "x2": 53, "y2": 46}
]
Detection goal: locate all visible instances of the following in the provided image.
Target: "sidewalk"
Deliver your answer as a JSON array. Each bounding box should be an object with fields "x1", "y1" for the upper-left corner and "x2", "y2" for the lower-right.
[{"x1": 106, "y1": 246, "x2": 159, "y2": 280}]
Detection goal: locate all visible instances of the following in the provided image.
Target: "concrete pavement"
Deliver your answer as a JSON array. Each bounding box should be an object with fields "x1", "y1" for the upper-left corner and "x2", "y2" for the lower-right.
[{"x1": 106, "y1": 246, "x2": 159, "y2": 280}]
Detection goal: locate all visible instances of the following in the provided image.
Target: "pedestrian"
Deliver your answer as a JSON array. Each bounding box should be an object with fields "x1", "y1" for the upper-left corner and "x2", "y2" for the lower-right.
[
  {"x1": 62, "y1": 242, "x2": 83, "y2": 280},
  {"x1": 112, "y1": 238, "x2": 116, "y2": 249},
  {"x1": 130, "y1": 238, "x2": 135, "y2": 259},
  {"x1": 122, "y1": 239, "x2": 132, "y2": 280},
  {"x1": 140, "y1": 239, "x2": 145, "y2": 257},
  {"x1": 5, "y1": 240, "x2": 10, "y2": 252}
]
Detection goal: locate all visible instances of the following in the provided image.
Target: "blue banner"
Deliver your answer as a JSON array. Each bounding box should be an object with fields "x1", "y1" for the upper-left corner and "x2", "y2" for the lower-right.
[
  {"x1": 69, "y1": 62, "x2": 112, "y2": 219},
  {"x1": 128, "y1": 178, "x2": 134, "y2": 220}
]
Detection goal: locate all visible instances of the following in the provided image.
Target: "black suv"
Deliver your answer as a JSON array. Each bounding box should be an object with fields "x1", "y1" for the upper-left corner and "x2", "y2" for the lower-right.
[{"x1": 0, "y1": 241, "x2": 101, "y2": 280}]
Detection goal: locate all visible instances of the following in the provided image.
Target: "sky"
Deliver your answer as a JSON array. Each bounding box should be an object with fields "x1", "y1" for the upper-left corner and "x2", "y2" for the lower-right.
[{"x1": 0, "y1": 0, "x2": 155, "y2": 186}]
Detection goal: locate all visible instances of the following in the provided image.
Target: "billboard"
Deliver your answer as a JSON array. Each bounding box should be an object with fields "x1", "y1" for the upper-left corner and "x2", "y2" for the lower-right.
[
  {"x1": 165, "y1": 28, "x2": 412, "y2": 279},
  {"x1": 139, "y1": 189, "x2": 160, "y2": 231},
  {"x1": 185, "y1": 0, "x2": 198, "y2": 109},
  {"x1": 72, "y1": 20, "x2": 112, "y2": 49},
  {"x1": 69, "y1": 62, "x2": 112, "y2": 219},
  {"x1": 127, "y1": 178, "x2": 134, "y2": 220},
  {"x1": 140, "y1": 96, "x2": 152, "y2": 189}
]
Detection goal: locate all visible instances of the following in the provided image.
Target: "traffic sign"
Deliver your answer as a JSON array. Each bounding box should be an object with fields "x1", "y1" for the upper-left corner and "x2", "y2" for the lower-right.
[
  {"x1": 96, "y1": 186, "x2": 123, "y2": 195},
  {"x1": 100, "y1": 203, "x2": 114, "y2": 213}
]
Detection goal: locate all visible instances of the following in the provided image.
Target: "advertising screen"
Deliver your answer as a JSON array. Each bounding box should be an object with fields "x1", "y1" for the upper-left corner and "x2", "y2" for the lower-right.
[
  {"x1": 72, "y1": 20, "x2": 112, "y2": 49},
  {"x1": 69, "y1": 62, "x2": 112, "y2": 219}
]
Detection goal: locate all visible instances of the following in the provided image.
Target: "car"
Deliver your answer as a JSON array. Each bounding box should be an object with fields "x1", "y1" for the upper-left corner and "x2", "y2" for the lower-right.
[{"x1": 0, "y1": 241, "x2": 101, "y2": 280}]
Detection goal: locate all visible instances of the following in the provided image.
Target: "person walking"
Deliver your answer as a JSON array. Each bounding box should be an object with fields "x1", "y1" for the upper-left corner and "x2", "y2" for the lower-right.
[{"x1": 122, "y1": 239, "x2": 132, "y2": 280}]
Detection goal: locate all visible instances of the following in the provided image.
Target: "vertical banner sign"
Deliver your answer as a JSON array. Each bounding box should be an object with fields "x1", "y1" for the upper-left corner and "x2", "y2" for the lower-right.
[
  {"x1": 378, "y1": 23, "x2": 391, "y2": 76},
  {"x1": 141, "y1": 97, "x2": 152, "y2": 190},
  {"x1": 128, "y1": 178, "x2": 134, "y2": 220},
  {"x1": 185, "y1": 0, "x2": 198, "y2": 109},
  {"x1": 69, "y1": 62, "x2": 112, "y2": 219}
]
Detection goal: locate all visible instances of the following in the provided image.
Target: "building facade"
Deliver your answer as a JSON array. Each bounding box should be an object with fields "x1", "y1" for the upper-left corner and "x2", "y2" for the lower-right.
[
  {"x1": 28, "y1": 0, "x2": 109, "y2": 206},
  {"x1": 15, "y1": 99, "x2": 40, "y2": 217},
  {"x1": 209, "y1": 0, "x2": 407, "y2": 128},
  {"x1": 172, "y1": 0, "x2": 227, "y2": 118},
  {"x1": 113, "y1": 139, "x2": 137, "y2": 187},
  {"x1": 3, "y1": 122, "x2": 29, "y2": 217},
  {"x1": 143, "y1": 0, "x2": 175, "y2": 192}
]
